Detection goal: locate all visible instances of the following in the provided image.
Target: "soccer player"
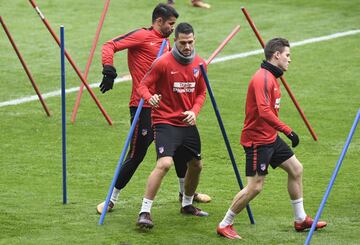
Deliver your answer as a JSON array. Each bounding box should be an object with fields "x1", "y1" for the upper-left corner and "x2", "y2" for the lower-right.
[
  {"x1": 97, "y1": 4, "x2": 210, "y2": 214},
  {"x1": 167, "y1": 0, "x2": 211, "y2": 9},
  {"x1": 216, "y1": 38, "x2": 327, "y2": 239},
  {"x1": 136, "y1": 22, "x2": 208, "y2": 229}
]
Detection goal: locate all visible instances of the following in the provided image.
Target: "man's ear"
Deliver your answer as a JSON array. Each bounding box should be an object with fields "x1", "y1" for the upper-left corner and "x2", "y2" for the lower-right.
[
  {"x1": 274, "y1": 51, "x2": 281, "y2": 60},
  {"x1": 155, "y1": 17, "x2": 164, "y2": 25}
]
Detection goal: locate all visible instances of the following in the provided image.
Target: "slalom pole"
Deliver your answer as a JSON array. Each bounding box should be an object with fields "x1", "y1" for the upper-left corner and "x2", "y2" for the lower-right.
[
  {"x1": 60, "y1": 26, "x2": 67, "y2": 204},
  {"x1": 28, "y1": 0, "x2": 113, "y2": 125},
  {"x1": 304, "y1": 109, "x2": 360, "y2": 245},
  {"x1": 99, "y1": 40, "x2": 168, "y2": 225},
  {"x1": 206, "y1": 25, "x2": 240, "y2": 65},
  {"x1": 71, "y1": 0, "x2": 111, "y2": 123},
  {"x1": 199, "y1": 64, "x2": 255, "y2": 224},
  {"x1": 0, "y1": 16, "x2": 51, "y2": 117},
  {"x1": 241, "y1": 7, "x2": 318, "y2": 141}
]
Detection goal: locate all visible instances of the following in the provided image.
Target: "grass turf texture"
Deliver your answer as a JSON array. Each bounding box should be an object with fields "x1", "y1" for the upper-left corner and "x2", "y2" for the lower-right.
[{"x1": 1, "y1": 0, "x2": 360, "y2": 244}]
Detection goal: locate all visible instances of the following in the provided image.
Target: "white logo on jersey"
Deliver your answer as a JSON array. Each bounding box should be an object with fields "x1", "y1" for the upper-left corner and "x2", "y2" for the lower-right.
[
  {"x1": 150, "y1": 42, "x2": 156, "y2": 46},
  {"x1": 173, "y1": 82, "x2": 195, "y2": 93},
  {"x1": 170, "y1": 71, "x2": 178, "y2": 75},
  {"x1": 193, "y1": 68, "x2": 199, "y2": 78}
]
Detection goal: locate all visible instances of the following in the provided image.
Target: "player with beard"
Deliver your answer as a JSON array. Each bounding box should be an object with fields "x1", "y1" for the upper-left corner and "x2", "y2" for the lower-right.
[
  {"x1": 97, "y1": 4, "x2": 210, "y2": 215},
  {"x1": 136, "y1": 22, "x2": 208, "y2": 229}
]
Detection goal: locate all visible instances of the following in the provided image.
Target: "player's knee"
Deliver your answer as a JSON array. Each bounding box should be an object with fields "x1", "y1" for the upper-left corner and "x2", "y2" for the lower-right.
[
  {"x1": 188, "y1": 159, "x2": 202, "y2": 172},
  {"x1": 160, "y1": 163, "x2": 172, "y2": 172},
  {"x1": 291, "y1": 162, "x2": 303, "y2": 179},
  {"x1": 252, "y1": 184, "x2": 263, "y2": 195},
  {"x1": 297, "y1": 163, "x2": 303, "y2": 176},
  {"x1": 156, "y1": 158, "x2": 173, "y2": 173},
  {"x1": 132, "y1": 150, "x2": 147, "y2": 163},
  {"x1": 249, "y1": 180, "x2": 264, "y2": 195}
]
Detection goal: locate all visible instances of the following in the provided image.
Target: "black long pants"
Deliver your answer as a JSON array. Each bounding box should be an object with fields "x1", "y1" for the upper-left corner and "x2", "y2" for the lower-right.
[{"x1": 115, "y1": 107, "x2": 187, "y2": 190}]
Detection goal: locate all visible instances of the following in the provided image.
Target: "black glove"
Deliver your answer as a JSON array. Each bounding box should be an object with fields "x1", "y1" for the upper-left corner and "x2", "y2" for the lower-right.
[
  {"x1": 286, "y1": 131, "x2": 300, "y2": 148},
  {"x1": 99, "y1": 65, "x2": 117, "y2": 93}
]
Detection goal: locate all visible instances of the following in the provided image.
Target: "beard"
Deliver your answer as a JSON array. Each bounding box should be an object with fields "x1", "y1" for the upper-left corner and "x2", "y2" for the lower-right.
[{"x1": 161, "y1": 28, "x2": 173, "y2": 38}]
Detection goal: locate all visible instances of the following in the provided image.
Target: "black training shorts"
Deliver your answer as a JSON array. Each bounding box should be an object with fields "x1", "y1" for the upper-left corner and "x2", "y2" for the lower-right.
[
  {"x1": 243, "y1": 136, "x2": 294, "y2": 176},
  {"x1": 154, "y1": 124, "x2": 201, "y2": 163}
]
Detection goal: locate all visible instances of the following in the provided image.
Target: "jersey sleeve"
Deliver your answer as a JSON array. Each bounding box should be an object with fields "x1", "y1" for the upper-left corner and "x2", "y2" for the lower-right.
[
  {"x1": 253, "y1": 74, "x2": 292, "y2": 135},
  {"x1": 137, "y1": 58, "x2": 162, "y2": 102},
  {"x1": 102, "y1": 29, "x2": 144, "y2": 66},
  {"x1": 191, "y1": 63, "x2": 207, "y2": 116}
]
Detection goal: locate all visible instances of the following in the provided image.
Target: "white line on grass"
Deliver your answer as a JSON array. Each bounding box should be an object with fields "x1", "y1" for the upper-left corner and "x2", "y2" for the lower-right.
[
  {"x1": 0, "y1": 75, "x2": 131, "y2": 107},
  {"x1": 211, "y1": 29, "x2": 360, "y2": 63},
  {"x1": 1, "y1": 29, "x2": 359, "y2": 108}
]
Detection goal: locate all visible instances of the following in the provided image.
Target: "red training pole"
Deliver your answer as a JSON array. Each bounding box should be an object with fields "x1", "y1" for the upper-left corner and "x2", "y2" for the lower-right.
[
  {"x1": 71, "y1": 0, "x2": 111, "y2": 124},
  {"x1": 28, "y1": 0, "x2": 113, "y2": 125},
  {"x1": 206, "y1": 25, "x2": 241, "y2": 65},
  {"x1": 241, "y1": 7, "x2": 318, "y2": 141},
  {"x1": 0, "y1": 16, "x2": 51, "y2": 117}
]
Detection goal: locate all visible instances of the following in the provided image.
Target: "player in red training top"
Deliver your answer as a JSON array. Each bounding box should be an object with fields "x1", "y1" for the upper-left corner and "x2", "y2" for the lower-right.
[
  {"x1": 216, "y1": 38, "x2": 327, "y2": 239},
  {"x1": 136, "y1": 23, "x2": 208, "y2": 229},
  {"x1": 97, "y1": 4, "x2": 210, "y2": 215}
]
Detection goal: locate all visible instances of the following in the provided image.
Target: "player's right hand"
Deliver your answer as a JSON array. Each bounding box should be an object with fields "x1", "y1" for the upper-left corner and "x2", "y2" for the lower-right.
[
  {"x1": 148, "y1": 94, "x2": 162, "y2": 107},
  {"x1": 100, "y1": 65, "x2": 117, "y2": 93}
]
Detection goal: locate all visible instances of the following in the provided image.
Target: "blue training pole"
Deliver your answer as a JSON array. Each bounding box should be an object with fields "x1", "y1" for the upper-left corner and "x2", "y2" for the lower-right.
[
  {"x1": 305, "y1": 108, "x2": 360, "y2": 245},
  {"x1": 60, "y1": 25, "x2": 67, "y2": 204},
  {"x1": 99, "y1": 39, "x2": 167, "y2": 225},
  {"x1": 199, "y1": 64, "x2": 255, "y2": 224}
]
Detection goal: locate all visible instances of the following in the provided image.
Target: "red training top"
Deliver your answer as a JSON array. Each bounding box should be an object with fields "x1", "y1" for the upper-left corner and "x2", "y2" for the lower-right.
[
  {"x1": 102, "y1": 28, "x2": 170, "y2": 108},
  {"x1": 240, "y1": 68, "x2": 292, "y2": 147},
  {"x1": 137, "y1": 52, "x2": 207, "y2": 127}
]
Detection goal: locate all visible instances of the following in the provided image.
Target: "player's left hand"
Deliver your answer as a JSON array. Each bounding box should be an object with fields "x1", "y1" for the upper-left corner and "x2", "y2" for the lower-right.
[
  {"x1": 286, "y1": 131, "x2": 300, "y2": 147},
  {"x1": 182, "y1": 111, "x2": 196, "y2": 125}
]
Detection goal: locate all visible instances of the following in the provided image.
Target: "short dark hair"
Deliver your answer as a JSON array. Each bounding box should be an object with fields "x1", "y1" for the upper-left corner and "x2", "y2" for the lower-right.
[
  {"x1": 264, "y1": 38, "x2": 290, "y2": 61},
  {"x1": 152, "y1": 3, "x2": 179, "y2": 23},
  {"x1": 175, "y1": 22, "x2": 194, "y2": 38}
]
